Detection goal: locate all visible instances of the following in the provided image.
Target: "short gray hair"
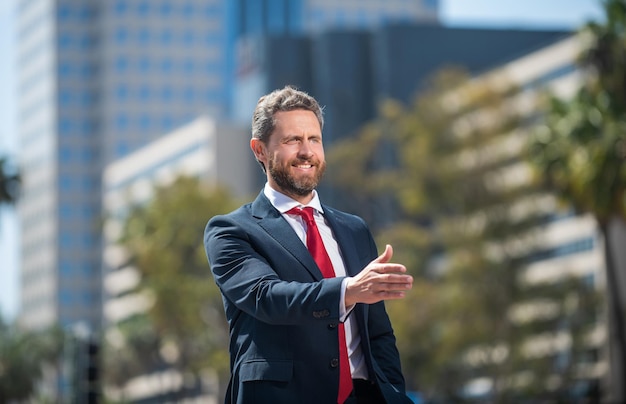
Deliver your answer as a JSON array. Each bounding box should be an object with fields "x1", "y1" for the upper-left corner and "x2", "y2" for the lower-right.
[{"x1": 251, "y1": 85, "x2": 324, "y2": 143}]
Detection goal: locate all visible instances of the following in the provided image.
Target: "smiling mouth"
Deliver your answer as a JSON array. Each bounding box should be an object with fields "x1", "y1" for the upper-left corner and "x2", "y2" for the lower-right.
[{"x1": 292, "y1": 159, "x2": 316, "y2": 169}]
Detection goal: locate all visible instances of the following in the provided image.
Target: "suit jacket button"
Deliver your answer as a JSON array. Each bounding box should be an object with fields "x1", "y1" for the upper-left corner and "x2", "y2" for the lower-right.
[
  {"x1": 330, "y1": 358, "x2": 339, "y2": 368},
  {"x1": 328, "y1": 323, "x2": 337, "y2": 329}
]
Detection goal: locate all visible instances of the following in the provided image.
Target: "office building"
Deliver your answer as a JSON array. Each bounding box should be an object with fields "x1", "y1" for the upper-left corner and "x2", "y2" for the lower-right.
[
  {"x1": 233, "y1": 24, "x2": 570, "y2": 144},
  {"x1": 16, "y1": 0, "x2": 438, "y2": 332},
  {"x1": 455, "y1": 35, "x2": 606, "y2": 398},
  {"x1": 17, "y1": 0, "x2": 232, "y2": 331}
]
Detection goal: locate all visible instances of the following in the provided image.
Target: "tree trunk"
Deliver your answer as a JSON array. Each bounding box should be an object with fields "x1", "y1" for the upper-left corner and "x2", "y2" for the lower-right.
[{"x1": 601, "y1": 217, "x2": 626, "y2": 403}]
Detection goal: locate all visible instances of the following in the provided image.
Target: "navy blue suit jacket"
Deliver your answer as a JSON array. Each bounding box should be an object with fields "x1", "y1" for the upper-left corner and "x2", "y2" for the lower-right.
[{"x1": 204, "y1": 191, "x2": 412, "y2": 404}]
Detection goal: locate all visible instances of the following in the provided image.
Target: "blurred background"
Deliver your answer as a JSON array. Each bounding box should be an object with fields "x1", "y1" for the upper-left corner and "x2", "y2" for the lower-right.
[{"x1": 2, "y1": 0, "x2": 625, "y2": 403}]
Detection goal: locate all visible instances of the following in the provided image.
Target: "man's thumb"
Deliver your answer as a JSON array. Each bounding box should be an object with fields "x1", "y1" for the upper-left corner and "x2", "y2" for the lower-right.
[{"x1": 374, "y1": 244, "x2": 393, "y2": 263}]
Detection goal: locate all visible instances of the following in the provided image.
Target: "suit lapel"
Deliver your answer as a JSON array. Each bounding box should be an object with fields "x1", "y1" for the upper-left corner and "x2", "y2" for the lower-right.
[
  {"x1": 251, "y1": 192, "x2": 372, "y2": 365},
  {"x1": 251, "y1": 192, "x2": 324, "y2": 281}
]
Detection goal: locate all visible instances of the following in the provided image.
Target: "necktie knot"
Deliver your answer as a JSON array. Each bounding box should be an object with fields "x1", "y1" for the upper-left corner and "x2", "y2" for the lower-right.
[{"x1": 287, "y1": 206, "x2": 316, "y2": 226}]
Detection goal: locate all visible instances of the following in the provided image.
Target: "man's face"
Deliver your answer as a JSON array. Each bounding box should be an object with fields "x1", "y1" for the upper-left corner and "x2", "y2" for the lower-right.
[{"x1": 251, "y1": 109, "x2": 326, "y2": 203}]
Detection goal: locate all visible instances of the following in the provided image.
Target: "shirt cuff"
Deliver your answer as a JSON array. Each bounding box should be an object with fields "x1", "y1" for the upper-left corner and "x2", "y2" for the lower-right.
[{"x1": 339, "y1": 277, "x2": 355, "y2": 322}]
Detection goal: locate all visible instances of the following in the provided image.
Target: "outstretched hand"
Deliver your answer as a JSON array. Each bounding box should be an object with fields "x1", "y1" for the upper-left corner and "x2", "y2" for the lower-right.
[{"x1": 344, "y1": 244, "x2": 413, "y2": 307}]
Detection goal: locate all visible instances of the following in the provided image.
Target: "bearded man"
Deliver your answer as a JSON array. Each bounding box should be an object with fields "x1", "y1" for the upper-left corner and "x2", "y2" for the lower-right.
[{"x1": 204, "y1": 85, "x2": 414, "y2": 404}]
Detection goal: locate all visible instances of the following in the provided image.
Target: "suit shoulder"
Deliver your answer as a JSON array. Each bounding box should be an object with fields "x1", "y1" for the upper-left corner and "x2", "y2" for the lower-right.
[
  {"x1": 323, "y1": 205, "x2": 368, "y2": 227},
  {"x1": 206, "y1": 203, "x2": 253, "y2": 228}
]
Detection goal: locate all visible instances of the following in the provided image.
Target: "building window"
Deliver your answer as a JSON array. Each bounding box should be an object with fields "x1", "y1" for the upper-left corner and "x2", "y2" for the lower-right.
[
  {"x1": 160, "y1": 115, "x2": 174, "y2": 131},
  {"x1": 59, "y1": 62, "x2": 72, "y2": 77},
  {"x1": 160, "y1": 86, "x2": 174, "y2": 102},
  {"x1": 60, "y1": 205, "x2": 74, "y2": 220},
  {"x1": 60, "y1": 146, "x2": 73, "y2": 162},
  {"x1": 160, "y1": 59, "x2": 173, "y2": 73},
  {"x1": 183, "y1": 86, "x2": 195, "y2": 103},
  {"x1": 114, "y1": 1, "x2": 128, "y2": 15},
  {"x1": 59, "y1": 90, "x2": 73, "y2": 106},
  {"x1": 182, "y1": 2, "x2": 195, "y2": 17},
  {"x1": 116, "y1": 141, "x2": 129, "y2": 157},
  {"x1": 526, "y1": 237, "x2": 596, "y2": 264},
  {"x1": 139, "y1": 114, "x2": 151, "y2": 130},
  {"x1": 138, "y1": 1, "x2": 151, "y2": 16},
  {"x1": 115, "y1": 114, "x2": 129, "y2": 130},
  {"x1": 160, "y1": 29, "x2": 173, "y2": 46},
  {"x1": 138, "y1": 28, "x2": 151, "y2": 45},
  {"x1": 183, "y1": 58, "x2": 195, "y2": 73},
  {"x1": 182, "y1": 31, "x2": 195, "y2": 45},
  {"x1": 159, "y1": 2, "x2": 173, "y2": 16},
  {"x1": 115, "y1": 56, "x2": 129, "y2": 73},
  {"x1": 139, "y1": 85, "x2": 151, "y2": 101},
  {"x1": 115, "y1": 85, "x2": 129, "y2": 101},
  {"x1": 138, "y1": 57, "x2": 151, "y2": 73},
  {"x1": 60, "y1": 232, "x2": 74, "y2": 248},
  {"x1": 115, "y1": 27, "x2": 128, "y2": 43},
  {"x1": 59, "y1": 118, "x2": 74, "y2": 135}
]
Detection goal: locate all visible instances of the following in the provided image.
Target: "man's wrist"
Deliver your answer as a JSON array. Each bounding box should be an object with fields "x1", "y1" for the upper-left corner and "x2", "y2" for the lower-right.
[
  {"x1": 341, "y1": 277, "x2": 357, "y2": 319},
  {"x1": 340, "y1": 277, "x2": 356, "y2": 321}
]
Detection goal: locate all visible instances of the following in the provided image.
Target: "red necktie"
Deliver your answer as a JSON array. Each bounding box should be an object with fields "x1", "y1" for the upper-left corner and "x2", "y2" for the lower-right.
[{"x1": 287, "y1": 207, "x2": 353, "y2": 404}]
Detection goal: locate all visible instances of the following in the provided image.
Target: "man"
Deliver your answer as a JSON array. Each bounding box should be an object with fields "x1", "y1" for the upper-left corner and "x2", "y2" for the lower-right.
[{"x1": 204, "y1": 85, "x2": 414, "y2": 404}]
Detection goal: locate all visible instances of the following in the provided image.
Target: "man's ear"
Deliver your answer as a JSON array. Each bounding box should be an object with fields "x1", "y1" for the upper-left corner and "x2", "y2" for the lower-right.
[{"x1": 250, "y1": 138, "x2": 265, "y2": 161}]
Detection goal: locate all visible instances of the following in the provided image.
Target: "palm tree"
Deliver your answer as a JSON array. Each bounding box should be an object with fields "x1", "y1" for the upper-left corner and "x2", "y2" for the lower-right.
[
  {"x1": 528, "y1": 0, "x2": 626, "y2": 401},
  {"x1": 0, "y1": 156, "x2": 20, "y2": 205},
  {"x1": 0, "y1": 315, "x2": 65, "y2": 402}
]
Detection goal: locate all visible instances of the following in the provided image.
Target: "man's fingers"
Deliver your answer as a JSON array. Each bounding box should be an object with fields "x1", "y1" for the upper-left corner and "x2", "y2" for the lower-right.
[
  {"x1": 376, "y1": 265, "x2": 408, "y2": 275},
  {"x1": 380, "y1": 274, "x2": 413, "y2": 289},
  {"x1": 373, "y1": 244, "x2": 393, "y2": 264}
]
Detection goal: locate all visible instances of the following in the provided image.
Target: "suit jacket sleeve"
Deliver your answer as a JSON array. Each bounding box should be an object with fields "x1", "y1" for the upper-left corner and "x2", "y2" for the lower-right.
[{"x1": 204, "y1": 205, "x2": 345, "y2": 326}]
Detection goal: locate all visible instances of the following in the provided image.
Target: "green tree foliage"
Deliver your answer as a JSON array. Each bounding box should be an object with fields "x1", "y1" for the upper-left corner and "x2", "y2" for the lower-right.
[
  {"x1": 328, "y1": 68, "x2": 600, "y2": 402},
  {"x1": 106, "y1": 176, "x2": 239, "y2": 400},
  {"x1": 0, "y1": 316, "x2": 65, "y2": 402},
  {"x1": 527, "y1": 0, "x2": 626, "y2": 400}
]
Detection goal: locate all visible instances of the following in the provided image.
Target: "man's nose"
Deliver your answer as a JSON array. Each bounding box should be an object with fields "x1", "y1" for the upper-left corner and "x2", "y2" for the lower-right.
[{"x1": 298, "y1": 140, "x2": 314, "y2": 156}]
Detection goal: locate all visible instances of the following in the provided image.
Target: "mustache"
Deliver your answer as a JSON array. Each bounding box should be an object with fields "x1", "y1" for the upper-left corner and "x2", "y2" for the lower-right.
[{"x1": 292, "y1": 158, "x2": 319, "y2": 166}]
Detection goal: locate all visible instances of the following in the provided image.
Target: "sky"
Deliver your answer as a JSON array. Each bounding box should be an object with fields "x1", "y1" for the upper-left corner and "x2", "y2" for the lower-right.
[
  {"x1": 0, "y1": 0, "x2": 605, "y2": 322},
  {"x1": 440, "y1": 0, "x2": 603, "y2": 29}
]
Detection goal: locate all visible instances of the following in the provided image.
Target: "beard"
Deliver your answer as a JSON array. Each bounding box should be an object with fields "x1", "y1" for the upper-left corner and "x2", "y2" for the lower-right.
[{"x1": 268, "y1": 155, "x2": 326, "y2": 198}]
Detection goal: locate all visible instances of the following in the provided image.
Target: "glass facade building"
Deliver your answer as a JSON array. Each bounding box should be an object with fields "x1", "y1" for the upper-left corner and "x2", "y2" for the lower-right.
[{"x1": 18, "y1": 0, "x2": 237, "y2": 331}]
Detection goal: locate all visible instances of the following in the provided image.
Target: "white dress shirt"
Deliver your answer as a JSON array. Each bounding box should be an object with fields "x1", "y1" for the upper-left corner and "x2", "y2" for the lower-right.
[{"x1": 263, "y1": 183, "x2": 368, "y2": 379}]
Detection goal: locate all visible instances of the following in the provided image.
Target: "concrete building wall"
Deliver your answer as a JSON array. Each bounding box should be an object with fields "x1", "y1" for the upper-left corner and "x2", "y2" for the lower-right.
[{"x1": 18, "y1": 0, "x2": 63, "y2": 329}]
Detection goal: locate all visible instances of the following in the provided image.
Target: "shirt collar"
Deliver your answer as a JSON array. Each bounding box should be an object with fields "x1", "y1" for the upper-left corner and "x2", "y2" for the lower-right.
[{"x1": 263, "y1": 182, "x2": 324, "y2": 215}]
